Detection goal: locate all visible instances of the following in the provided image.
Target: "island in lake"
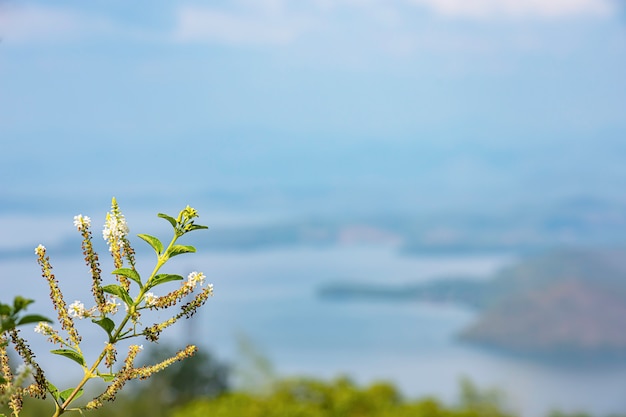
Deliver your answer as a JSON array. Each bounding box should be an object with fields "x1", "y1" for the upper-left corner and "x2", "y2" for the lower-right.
[{"x1": 318, "y1": 248, "x2": 626, "y2": 362}]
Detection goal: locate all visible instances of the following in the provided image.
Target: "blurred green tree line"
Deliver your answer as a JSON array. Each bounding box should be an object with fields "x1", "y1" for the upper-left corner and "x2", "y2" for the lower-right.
[{"x1": 3, "y1": 344, "x2": 619, "y2": 417}]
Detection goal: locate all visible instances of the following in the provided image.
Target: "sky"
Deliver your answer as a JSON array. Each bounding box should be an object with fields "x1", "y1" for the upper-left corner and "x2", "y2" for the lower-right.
[{"x1": 1, "y1": 0, "x2": 626, "y2": 215}]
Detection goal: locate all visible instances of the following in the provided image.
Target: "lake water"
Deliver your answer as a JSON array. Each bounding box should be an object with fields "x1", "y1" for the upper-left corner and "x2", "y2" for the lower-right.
[{"x1": 2, "y1": 242, "x2": 626, "y2": 417}]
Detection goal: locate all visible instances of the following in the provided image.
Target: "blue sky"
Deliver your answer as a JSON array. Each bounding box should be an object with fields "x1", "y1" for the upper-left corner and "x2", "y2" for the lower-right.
[{"x1": 1, "y1": 0, "x2": 625, "y2": 213}]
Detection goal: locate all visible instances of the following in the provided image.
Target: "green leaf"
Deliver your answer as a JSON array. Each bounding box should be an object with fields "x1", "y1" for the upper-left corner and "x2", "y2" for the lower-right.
[
  {"x1": 48, "y1": 382, "x2": 59, "y2": 400},
  {"x1": 50, "y1": 349, "x2": 86, "y2": 367},
  {"x1": 59, "y1": 387, "x2": 83, "y2": 403},
  {"x1": 0, "y1": 375, "x2": 6, "y2": 384},
  {"x1": 137, "y1": 233, "x2": 164, "y2": 255},
  {"x1": 167, "y1": 245, "x2": 196, "y2": 258},
  {"x1": 97, "y1": 372, "x2": 116, "y2": 382},
  {"x1": 13, "y1": 296, "x2": 34, "y2": 314},
  {"x1": 17, "y1": 314, "x2": 52, "y2": 326},
  {"x1": 92, "y1": 317, "x2": 115, "y2": 336},
  {"x1": 151, "y1": 274, "x2": 184, "y2": 287},
  {"x1": 1, "y1": 318, "x2": 16, "y2": 333},
  {"x1": 189, "y1": 224, "x2": 208, "y2": 231},
  {"x1": 101, "y1": 285, "x2": 134, "y2": 307},
  {"x1": 111, "y1": 268, "x2": 142, "y2": 287},
  {"x1": 157, "y1": 213, "x2": 177, "y2": 228},
  {"x1": 0, "y1": 303, "x2": 11, "y2": 316}
]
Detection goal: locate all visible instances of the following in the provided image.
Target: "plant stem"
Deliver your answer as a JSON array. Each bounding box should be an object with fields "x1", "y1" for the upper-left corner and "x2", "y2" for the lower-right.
[{"x1": 50, "y1": 233, "x2": 180, "y2": 416}]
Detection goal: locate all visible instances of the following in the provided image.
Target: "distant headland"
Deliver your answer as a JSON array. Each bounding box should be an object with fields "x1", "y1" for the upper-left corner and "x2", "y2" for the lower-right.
[{"x1": 318, "y1": 248, "x2": 626, "y2": 363}]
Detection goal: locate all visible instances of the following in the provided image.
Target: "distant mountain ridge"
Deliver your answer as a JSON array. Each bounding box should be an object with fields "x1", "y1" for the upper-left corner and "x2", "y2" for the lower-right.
[
  {"x1": 4, "y1": 195, "x2": 626, "y2": 259},
  {"x1": 319, "y1": 248, "x2": 626, "y2": 361}
]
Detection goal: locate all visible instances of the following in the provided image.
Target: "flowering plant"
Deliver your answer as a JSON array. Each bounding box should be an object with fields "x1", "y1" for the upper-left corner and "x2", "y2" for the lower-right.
[{"x1": 0, "y1": 198, "x2": 212, "y2": 417}]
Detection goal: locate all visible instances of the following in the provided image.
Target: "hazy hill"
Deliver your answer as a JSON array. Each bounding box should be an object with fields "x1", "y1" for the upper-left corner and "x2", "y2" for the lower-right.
[
  {"x1": 319, "y1": 248, "x2": 626, "y2": 360},
  {"x1": 460, "y1": 278, "x2": 626, "y2": 358}
]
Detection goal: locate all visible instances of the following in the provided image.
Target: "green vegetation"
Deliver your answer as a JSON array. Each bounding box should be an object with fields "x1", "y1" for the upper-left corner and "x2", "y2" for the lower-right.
[
  {"x1": 7, "y1": 347, "x2": 624, "y2": 417},
  {"x1": 173, "y1": 376, "x2": 513, "y2": 417},
  {"x1": 0, "y1": 199, "x2": 213, "y2": 416}
]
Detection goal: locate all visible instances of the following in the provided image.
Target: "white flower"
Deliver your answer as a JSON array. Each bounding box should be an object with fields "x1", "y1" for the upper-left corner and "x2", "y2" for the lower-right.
[
  {"x1": 207, "y1": 283, "x2": 214, "y2": 296},
  {"x1": 68, "y1": 300, "x2": 87, "y2": 319},
  {"x1": 34, "y1": 322, "x2": 51, "y2": 334},
  {"x1": 34, "y1": 244, "x2": 46, "y2": 256},
  {"x1": 187, "y1": 271, "x2": 205, "y2": 288},
  {"x1": 73, "y1": 214, "x2": 91, "y2": 231},
  {"x1": 102, "y1": 212, "x2": 129, "y2": 251},
  {"x1": 104, "y1": 298, "x2": 120, "y2": 314},
  {"x1": 137, "y1": 344, "x2": 144, "y2": 351},
  {"x1": 144, "y1": 292, "x2": 157, "y2": 307}
]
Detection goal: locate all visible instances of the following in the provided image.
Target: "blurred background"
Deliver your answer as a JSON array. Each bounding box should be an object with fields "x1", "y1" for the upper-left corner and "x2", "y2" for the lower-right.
[{"x1": 1, "y1": 1, "x2": 626, "y2": 416}]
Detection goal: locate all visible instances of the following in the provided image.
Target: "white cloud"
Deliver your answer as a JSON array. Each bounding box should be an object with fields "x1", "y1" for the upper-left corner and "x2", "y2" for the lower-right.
[
  {"x1": 1, "y1": 0, "x2": 616, "y2": 58},
  {"x1": 173, "y1": 5, "x2": 314, "y2": 45},
  {"x1": 0, "y1": 4, "x2": 116, "y2": 43},
  {"x1": 239, "y1": 0, "x2": 290, "y2": 15},
  {"x1": 406, "y1": 0, "x2": 615, "y2": 19}
]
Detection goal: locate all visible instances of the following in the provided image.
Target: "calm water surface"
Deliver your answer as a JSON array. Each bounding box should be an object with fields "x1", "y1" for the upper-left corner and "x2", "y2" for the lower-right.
[{"x1": 2, "y1": 244, "x2": 626, "y2": 417}]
